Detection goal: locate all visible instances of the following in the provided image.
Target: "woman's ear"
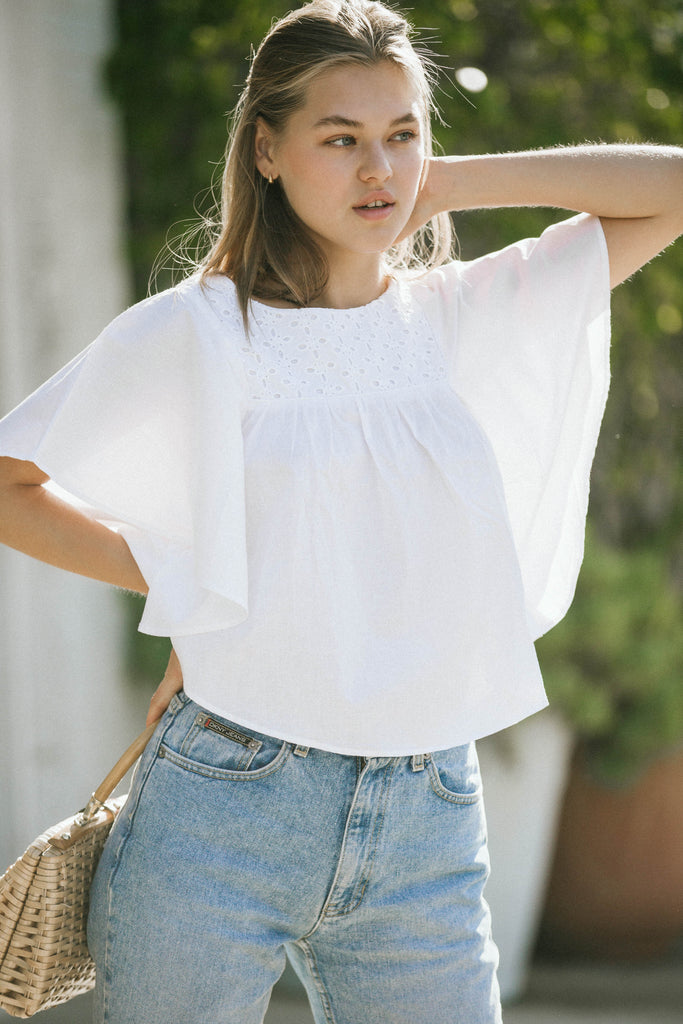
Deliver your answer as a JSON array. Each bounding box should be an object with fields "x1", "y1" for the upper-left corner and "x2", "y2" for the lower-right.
[{"x1": 254, "y1": 118, "x2": 278, "y2": 183}]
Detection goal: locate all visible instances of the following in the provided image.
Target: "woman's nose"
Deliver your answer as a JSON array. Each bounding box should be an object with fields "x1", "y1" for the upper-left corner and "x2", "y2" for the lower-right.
[{"x1": 359, "y1": 143, "x2": 392, "y2": 183}]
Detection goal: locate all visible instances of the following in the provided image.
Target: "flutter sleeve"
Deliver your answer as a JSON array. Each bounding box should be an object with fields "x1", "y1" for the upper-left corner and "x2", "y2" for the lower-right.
[
  {"x1": 0, "y1": 280, "x2": 249, "y2": 636},
  {"x1": 416, "y1": 213, "x2": 611, "y2": 639}
]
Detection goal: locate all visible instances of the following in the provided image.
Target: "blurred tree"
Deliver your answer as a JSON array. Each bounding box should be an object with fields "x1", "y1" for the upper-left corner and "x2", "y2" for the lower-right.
[{"x1": 107, "y1": 0, "x2": 682, "y2": 771}]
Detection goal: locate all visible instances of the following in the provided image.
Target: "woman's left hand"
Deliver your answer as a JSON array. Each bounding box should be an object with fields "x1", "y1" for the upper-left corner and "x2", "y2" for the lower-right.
[
  {"x1": 396, "y1": 157, "x2": 454, "y2": 243},
  {"x1": 146, "y1": 646, "x2": 184, "y2": 726},
  {"x1": 398, "y1": 146, "x2": 683, "y2": 288}
]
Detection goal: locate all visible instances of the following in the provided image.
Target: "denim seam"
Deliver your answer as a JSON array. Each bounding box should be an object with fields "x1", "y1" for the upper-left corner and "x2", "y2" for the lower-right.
[
  {"x1": 295, "y1": 938, "x2": 338, "y2": 1024},
  {"x1": 157, "y1": 741, "x2": 291, "y2": 781},
  {"x1": 314, "y1": 760, "x2": 396, "y2": 924},
  {"x1": 303, "y1": 775, "x2": 364, "y2": 937},
  {"x1": 426, "y1": 756, "x2": 482, "y2": 805},
  {"x1": 337, "y1": 759, "x2": 395, "y2": 916},
  {"x1": 99, "y1": 709, "x2": 179, "y2": 1021}
]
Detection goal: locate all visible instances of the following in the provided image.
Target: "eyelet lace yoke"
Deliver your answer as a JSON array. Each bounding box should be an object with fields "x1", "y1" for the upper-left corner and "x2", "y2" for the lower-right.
[{"x1": 204, "y1": 279, "x2": 447, "y2": 401}]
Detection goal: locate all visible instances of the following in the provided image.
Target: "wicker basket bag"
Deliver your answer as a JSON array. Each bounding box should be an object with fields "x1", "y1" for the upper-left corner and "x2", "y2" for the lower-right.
[{"x1": 0, "y1": 723, "x2": 156, "y2": 1018}]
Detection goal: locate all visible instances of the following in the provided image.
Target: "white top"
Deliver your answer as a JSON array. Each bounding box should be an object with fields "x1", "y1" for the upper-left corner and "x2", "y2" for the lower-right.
[{"x1": 0, "y1": 213, "x2": 610, "y2": 755}]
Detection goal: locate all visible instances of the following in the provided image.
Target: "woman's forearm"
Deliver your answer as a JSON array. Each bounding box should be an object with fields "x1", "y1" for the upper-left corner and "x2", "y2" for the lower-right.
[
  {"x1": 0, "y1": 457, "x2": 148, "y2": 594},
  {"x1": 411, "y1": 143, "x2": 683, "y2": 286},
  {"x1": 434, "y1": 144, "x2": 683, "y2": 221}
]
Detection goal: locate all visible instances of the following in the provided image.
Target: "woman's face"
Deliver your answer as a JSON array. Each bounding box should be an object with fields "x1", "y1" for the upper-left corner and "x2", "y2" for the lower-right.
[{"x1": 255, "y1": 61, "x2": 427, "y2": 274}]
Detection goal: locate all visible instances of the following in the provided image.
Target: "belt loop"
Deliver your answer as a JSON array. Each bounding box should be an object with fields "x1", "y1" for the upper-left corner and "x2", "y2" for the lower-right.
[
  {"x1": 411, "y1": 753, "x2": 425, "y2": 772},
  {"x1": 293, "y1": 745, "x2": 310, "y2": 758},
  {"x1": 168, "y1": 691, "x2": 187, "y2": 715}
]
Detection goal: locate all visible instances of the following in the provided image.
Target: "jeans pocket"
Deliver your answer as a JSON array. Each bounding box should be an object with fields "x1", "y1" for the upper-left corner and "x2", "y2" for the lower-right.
[
  {"x1": 158, "y1": 703, "x2": 290, "y2": 780},
  {"x1": 426, "y1": 743, "x2": 483, "y2": 804}
]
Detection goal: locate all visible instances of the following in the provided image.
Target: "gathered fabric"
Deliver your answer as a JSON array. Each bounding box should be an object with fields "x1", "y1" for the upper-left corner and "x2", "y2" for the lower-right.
[{"x1": 0, "y1": 213, "x2": 610, "y2": 756}]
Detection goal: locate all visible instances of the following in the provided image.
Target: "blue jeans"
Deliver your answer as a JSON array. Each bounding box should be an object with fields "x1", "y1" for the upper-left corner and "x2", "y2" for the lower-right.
[{"x1": 88, "y1": 692, "x2": 502, "y2": 1023}]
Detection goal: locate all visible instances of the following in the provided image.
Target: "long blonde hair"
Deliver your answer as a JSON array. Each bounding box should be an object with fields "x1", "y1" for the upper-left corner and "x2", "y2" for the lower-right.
[{"x1": 201, "y1": 0, "x2": 452, "y2": 321}]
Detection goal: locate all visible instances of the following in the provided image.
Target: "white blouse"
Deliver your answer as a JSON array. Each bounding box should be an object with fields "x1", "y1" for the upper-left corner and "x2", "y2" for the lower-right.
[{"x1": 0, "y1": 213, "x2": 610, "y2": 755}]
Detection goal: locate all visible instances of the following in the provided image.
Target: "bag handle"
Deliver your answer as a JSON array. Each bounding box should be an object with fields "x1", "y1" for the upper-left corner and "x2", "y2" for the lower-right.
[{"x1": 78, "y1": 721, "x2": 158, "y2": 824}]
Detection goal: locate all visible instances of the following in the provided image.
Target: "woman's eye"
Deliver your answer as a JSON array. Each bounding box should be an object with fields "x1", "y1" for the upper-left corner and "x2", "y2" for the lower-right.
[
  {"x1": 328, "y1": 135, "x2": 356, "y2": 147},
  {"x1": 392, "y1": 130, "x2": 417, "y2": 143}
]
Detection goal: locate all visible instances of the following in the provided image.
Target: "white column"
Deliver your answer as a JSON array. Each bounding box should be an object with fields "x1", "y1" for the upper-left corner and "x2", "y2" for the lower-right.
[{"x1": 0, "y1": 0, "x2": 148, "y2": 869}]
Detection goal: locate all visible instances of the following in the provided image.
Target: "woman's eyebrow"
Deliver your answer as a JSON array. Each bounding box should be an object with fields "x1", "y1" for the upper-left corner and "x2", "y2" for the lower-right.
[{"x1": 312, "y1": 113, "x2": 420, "y2": 129}]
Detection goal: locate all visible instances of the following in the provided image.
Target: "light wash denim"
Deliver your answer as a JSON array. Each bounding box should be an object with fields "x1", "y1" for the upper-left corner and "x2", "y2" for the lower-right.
[{"x1": 88, "y1": 692, "x2": 502, "y2": 1023}]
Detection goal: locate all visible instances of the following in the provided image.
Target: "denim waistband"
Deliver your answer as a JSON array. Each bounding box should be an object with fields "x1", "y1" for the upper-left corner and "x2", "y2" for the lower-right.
[{"x1": 165, "y1": 689, "x2": 430, "y2": 772}]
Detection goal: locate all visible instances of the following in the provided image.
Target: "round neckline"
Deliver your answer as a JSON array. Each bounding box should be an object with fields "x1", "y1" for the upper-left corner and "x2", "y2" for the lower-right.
[{"x1": 247, "y1": 277, "x2": 398, "y2": 317}]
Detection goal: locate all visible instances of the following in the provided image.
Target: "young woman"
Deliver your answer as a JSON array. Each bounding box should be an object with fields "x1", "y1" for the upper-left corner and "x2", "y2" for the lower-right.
[{"x1": 0, "y1": 2, "x2": 681, "y2": 1022}]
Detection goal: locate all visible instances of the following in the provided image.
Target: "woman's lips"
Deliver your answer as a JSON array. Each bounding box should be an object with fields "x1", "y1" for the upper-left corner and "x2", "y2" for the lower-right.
[{"x1": 353, "y1": 200, "x2": 396, "y2": 221}]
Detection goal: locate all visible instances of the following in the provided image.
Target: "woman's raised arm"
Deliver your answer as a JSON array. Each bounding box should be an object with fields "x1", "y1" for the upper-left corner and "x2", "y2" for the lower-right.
[
  {"x1": 0, "y1": 456, "x2": 148, "y2": 594},
  {"x1": 409, "y1": 144, "x2": 683, "y2": 287}
]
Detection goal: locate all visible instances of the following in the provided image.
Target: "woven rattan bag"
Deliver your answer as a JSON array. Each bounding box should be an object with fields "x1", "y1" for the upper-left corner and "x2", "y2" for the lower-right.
[{"x1": 0, "y1": 722, "x2": 156, "y2": 1018}]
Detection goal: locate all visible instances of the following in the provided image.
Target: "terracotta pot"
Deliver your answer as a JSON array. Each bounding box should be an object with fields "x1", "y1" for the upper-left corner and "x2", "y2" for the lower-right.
[{"x1": 538, "y1": 745, "x2": 683, "y2": 960}]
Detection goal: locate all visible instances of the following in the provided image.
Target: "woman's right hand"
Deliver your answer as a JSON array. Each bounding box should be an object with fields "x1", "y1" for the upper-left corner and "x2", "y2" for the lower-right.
[{"x1": 146, "y1": 646, "x2": 184, "y2": 726}]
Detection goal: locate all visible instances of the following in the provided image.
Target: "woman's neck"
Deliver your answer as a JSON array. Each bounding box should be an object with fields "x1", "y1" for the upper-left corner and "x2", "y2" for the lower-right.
[
  {"x1": 316, "y1": 253, "x2": 390, "y2": 309},
  {"x1": 251, "y1": 254, "x2": 391, "y2": 311}
]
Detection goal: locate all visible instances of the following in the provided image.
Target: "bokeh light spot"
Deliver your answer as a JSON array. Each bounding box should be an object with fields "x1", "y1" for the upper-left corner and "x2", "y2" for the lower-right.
[{"x1": 455, "y1": 66, "x2": 489, "y2": 93}]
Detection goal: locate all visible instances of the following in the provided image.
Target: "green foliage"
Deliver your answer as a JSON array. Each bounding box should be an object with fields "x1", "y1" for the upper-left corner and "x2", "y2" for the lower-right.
[
  {"x1": 108, "y1": 1, "x2": 683, "y2": 773},
  {"x1": 536, "y1": 529, "x2": 683, "y2": 783},
  {"x1": 107, "y1": 0, "x2": 292, "y2": 295},
  {"x1": 123, "y1": 595, "x2": 172, "y2": 684}
]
